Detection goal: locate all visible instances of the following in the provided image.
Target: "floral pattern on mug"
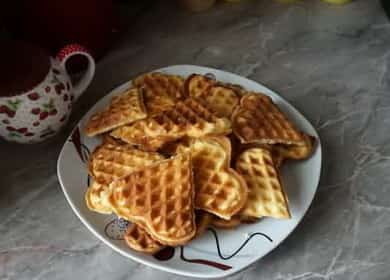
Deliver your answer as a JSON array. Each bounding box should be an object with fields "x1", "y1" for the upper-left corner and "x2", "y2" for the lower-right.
[
  {"x1": 0, "y1": 67, "x2": 71, "y2": 143},
  {"x1": 0, "y1": 44, "x2": 95, "y2": 143}
]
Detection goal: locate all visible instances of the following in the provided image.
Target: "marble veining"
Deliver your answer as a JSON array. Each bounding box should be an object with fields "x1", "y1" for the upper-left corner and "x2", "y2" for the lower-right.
[{"x1": 1, "y1": 0, "x2": 390, "y2": 279}]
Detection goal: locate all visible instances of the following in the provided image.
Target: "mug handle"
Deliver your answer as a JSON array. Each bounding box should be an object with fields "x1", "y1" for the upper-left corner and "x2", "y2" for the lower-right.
[{"x1": 56, "y1": 44, "x2": 95, "y2": 101}]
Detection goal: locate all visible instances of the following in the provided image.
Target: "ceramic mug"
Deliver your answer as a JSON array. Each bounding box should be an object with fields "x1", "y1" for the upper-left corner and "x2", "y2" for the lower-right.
[{"x1": 0, "y1": 44, "x2": 95, "y2": 143}]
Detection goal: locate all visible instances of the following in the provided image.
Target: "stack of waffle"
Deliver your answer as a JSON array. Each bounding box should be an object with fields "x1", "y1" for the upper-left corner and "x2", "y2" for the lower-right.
[{"x1": 84, "y1": 72, "x2": 316, "y2": 254}]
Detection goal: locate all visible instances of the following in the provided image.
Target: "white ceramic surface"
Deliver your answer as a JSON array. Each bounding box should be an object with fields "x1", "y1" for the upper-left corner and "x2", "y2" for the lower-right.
[{"x1": 57, "y1": 65, "x2": 322, "y2": 278}]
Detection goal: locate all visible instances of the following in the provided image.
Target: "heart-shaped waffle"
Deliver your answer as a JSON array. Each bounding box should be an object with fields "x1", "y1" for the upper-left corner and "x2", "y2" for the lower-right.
[
  {"x1": 108, "y1": 153, "x2": 196, "y2": 246},
  {"x1": 85, "y1": 88, "x2": 147, "y2": 136},
  {"x1": 125, "y1": 210, "x2": 213, "y2": 254},
  {"x1": 232, "y1": 93, "x2": 306, "y2": 146},
  {"x1": 85, "y1": 141, "x2": 164, "y2": 214},
  {"x1": 124, "y1": 223, "x2": 164, "y2": 254},
  {"x1": 185, "y1": 73, "x2": 216, "y2": 98},
  {"x1": 175, "y1": 137, "x2": 248, "y2": 220},
  {"x1": 236, "y1": 147, "x2": 290, "y2": 219},
  {"x1": 110, "y1": 98, "x2": 231, "y2": 151},
  {"x1": 133, "y1": 72, "x2": 185, "y2": 115},
  {"x1": 272, "y1": 134, "x2": 316, "y2": 165}
]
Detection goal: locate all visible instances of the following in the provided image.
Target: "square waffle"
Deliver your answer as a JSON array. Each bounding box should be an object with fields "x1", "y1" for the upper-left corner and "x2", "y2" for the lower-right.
[
  {"x1": 85, "y1": 88, "x2": 147, "y2": 137},
  {"x1": 235, "y1": 147, "x2": 290, "y2": 219},
  {"x1": 232, "y1": 93, "x2": 306, "y2": 146},
  {"x1": 110, "y1": 98, "x2": 231, "y2": 151},
  {"x1": 133, "y1": 72, "x2": 185, "y2": 115},
  {"x1": 108, "y1": 153, "x2": 196, "y2": 246}
]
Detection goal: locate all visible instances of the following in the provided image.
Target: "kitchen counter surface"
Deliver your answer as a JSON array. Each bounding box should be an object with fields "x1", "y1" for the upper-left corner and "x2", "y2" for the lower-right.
[{"x1": 1, "y1": 1, "x2": 390, "y2": 279}]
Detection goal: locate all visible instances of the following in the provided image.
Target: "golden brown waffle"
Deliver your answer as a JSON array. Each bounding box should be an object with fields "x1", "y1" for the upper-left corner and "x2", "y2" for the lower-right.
[
  {"x1": 185, "y1": 74, "x2": 216, "y2": 98},
  {"x1": 211, "y1": 215, "x2": 241, "y2": 229},
  {"x1": 85, "y1": 88, "x2": 147, "y2": 137},
  {"x1": 102, "y1": 134, "x2": 125, "y2": 145},
  {"x1": 197, "y1": 86, "x2": 240, "y2": 118},
  {"x1": 108, "y1": 153, "x2": 196, "y2": 246},
  {"x1": 110, "y1": 98, "x2": 231, "y2": 151},
  {"x1": 235, "y1": 142, "x2": 284, "y2": 168},
  {"x1": 232, "y1": 93, "x2": 306, "y2": 146},
  {"x1": 125, "y1": 210, "x2": 213, "y2": 254},
  {"x1": 85, "y1": 181, "x2": 113, "y2": 214},
  {"x1": 273, "y1": 134, "x2": 316, "y2": 161},
  {"x1": 133, "y1": 72, "x2": 185, "y2": 115},
  {"x1": 264, "y1": 133, "x2": 316, "y2": 168},
  {"x1": 88, "y1": 141, "x2": 164, "y2": 185},
  {"x1": 231, "y1": 132, "x2": 315, "y2": 169},
  {"x1": 186, "y1": 74, "x2": 240, "y2": 118},
  {"x1": 85, "y1": 142, "x2": 164, "y2": 214},
  {"x1": 175, "y1": 137, "x2": 248, "y2": 220},
  {"x1": 124, "y1": 223, "x2": 164, "y2": 254},
  {"x1": 83, "y1": 72, "x2": 317, "y2": 253},
  {"x1": 222, "y1": 84, "x2": 248, "y2": 97},
  {"x1": 236, "y1": 147, "x2": 290, "y2": 219},
  {"x1": 185, "y1": 73, "x2": 247, "y2": 100}
]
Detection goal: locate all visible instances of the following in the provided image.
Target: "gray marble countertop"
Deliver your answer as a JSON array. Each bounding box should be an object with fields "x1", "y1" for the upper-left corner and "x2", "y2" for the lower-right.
[{"x1": 2, "y1": 1, "x2": 390, "y2": 279}]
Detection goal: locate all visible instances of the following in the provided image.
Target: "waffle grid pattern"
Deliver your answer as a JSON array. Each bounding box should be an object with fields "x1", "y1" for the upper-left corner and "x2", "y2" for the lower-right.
[
  {"x1": 236, "y1": 148, "x2": 290, "y2": 219},
  {"x1": 134, "y1": 72, "x2": 185, "y2": 115},
  {"x1": 85, "y1": 88, "x2": 147, "y2": 136},
  {"x1": 233, "y1": 94, "x2": 305, "y2": 145},
  {"x1": 177, "y1": 137, "x2": 248, "y2": 220},
  {"x1": 110, "y1": 98, "x2": 231, "y2": 150},
  {"x1": 124, "y1": 223, "x2": 163, "y2": 254},
  {"x1": 109, "y1": 153, "x2": 196, "y2": 246}
]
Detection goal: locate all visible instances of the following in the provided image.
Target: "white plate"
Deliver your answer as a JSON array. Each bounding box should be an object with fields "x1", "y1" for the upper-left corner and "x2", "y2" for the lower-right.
[{"x1": 57, "y1": 65, "x2": 322, "y2": 278}]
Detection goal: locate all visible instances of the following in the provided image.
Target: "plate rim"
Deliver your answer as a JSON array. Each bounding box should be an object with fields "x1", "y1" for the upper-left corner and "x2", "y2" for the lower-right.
[{"x1": 57, "y1": 64, "x2": 322, "y2": 278}]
